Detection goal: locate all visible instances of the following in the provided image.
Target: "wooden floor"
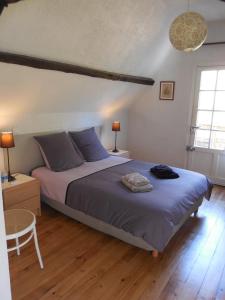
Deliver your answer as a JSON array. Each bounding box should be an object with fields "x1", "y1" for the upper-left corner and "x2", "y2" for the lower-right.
[{"x1": 9, "y1": 186, "x2": 225, "y2": 300}]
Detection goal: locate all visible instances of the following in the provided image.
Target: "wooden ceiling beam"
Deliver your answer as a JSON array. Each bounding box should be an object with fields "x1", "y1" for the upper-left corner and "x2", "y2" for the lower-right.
[
  {"x1": 0, "y1": 1, "x2": 154, "y2": 86},
  {"x1": 0, "y1": 51, "x2": 155, "y2": 86},
  {"x1": 0, "y1": 0, "x2": 23, "y2": 14},
  {"x1": 6, "y1": 0, "x2": 23, "y2": 3},
  {"x1": 203, "y1": 41, "x2": 225, "y2": 46}
]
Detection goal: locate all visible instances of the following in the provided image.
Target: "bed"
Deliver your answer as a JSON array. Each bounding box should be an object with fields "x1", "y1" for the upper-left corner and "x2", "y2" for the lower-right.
[
  {"x1": 32, "y1": 157, "x2": 212, "y2": 257},
  {"x1": 8, "y1": 130, "x2": 212, "y2": 257}
]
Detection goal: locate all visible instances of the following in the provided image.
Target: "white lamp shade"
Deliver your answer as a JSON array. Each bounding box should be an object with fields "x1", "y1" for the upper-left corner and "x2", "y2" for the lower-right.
[{"x1": 169, "y1": 11, "x2": 208, "y2": 52}]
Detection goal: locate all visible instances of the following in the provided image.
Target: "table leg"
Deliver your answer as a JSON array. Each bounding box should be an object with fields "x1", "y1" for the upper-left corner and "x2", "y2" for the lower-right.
[
  {"x1": 16, "y1": 237, "x2": 20, "y2": 256},
  {"x1": 33, "y1": 226, "x2": 44, "y2": 269}
]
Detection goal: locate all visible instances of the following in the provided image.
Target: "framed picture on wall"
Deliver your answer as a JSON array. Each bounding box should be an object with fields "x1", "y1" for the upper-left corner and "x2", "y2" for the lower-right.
[{"x1": 159, "y1": 81, "x2": 175, "y2": 100}]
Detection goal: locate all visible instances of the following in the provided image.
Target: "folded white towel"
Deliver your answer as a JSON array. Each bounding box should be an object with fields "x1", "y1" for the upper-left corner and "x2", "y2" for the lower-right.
[
  {"x1": 122, "y1": 177, "x2": 153, "y2": 193},
  {"x1": 123, "y1": 172, "x2": 150, "y2": 187}
]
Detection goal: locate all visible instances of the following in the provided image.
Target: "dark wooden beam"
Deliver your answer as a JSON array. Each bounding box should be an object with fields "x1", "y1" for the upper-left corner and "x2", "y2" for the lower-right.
[
  {"x1": 0, "y1": 51, "x2": 155, "y2": 86},
  {"x1": 5, "y1": 0, "x2": 23, "y2": 3},
  {"x1": 203, "y1": 41, "x2": 225, "y2": 46},
  {"x1": 0, "y1": 0, "x2": 23, "y2": 14},
  {"x1": 0, "y1": 0, "x2": 7, "y2": 14}
]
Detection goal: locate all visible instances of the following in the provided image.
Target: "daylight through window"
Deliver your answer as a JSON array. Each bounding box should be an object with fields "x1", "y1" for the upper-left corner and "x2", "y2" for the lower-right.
[{"x1": 194, "y1": 69, "x2": 225, "y2": 150}]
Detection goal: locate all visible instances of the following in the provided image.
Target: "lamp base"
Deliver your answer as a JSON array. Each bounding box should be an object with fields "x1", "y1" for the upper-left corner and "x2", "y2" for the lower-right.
[
  {"x1": 112, "y1": 149, "x2": 119, "y2": 153},
  {"x1": 8, "y1": 174, "x2": 16, "y2": 182}
]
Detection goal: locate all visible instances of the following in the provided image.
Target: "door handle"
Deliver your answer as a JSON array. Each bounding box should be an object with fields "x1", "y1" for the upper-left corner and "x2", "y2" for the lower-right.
[
  {"x1": 190, "y1": 126, "x2": 199, "y2": 134},
  {"x1": 186, "y1": 145, "x2": 196, "y2": 152}
]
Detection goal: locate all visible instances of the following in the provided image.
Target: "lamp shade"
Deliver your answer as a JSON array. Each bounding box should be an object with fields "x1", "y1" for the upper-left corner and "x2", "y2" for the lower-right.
[
  {"x1": 112, "y1": 121, "x2": 120, "y2": 132},
  {"x1": 169, "y1": 11, "x2": 208, "y2": 52},
  {"x1": 0, "y1": 131, "x2": 15, "y2": 148}
]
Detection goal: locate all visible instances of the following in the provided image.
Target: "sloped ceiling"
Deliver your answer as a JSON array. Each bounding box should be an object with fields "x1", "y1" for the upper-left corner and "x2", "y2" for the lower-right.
[
  {"x1": 0, "y1": 0, "x2": 224, "y2": 116},
  {"x1": 0, "y1": 0, "x2": 224, "y2": 74}
]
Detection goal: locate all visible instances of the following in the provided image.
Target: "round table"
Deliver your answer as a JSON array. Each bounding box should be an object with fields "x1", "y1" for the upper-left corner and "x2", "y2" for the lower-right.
[{"x1": 4, "y1": 209, "x2": 44, "y2": 269}]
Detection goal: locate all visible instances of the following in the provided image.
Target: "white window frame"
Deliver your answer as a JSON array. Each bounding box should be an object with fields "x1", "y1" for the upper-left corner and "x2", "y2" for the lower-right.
[{"x1": 192, "y1": 66, "x2": 225, "y2": 153}]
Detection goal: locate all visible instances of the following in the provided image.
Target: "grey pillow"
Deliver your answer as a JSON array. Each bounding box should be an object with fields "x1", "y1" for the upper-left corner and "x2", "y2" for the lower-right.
[
  {"x1": 69, "y1": 127, "x2": 109, "y2": 162},
  {"x1": 34, "y1": 132, "x2": 84, "y2": 171}
]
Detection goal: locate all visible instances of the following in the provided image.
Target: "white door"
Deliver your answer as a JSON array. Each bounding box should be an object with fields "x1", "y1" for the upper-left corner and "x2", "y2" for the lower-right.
[{"x1": 187, "y1": 67, "x2": 225, "y2": 186}]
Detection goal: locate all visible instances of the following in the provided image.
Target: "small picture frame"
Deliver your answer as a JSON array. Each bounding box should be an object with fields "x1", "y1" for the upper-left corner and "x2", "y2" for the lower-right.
[{"x1": 159, "y1": 81, "x2": 175, "y2": 100}]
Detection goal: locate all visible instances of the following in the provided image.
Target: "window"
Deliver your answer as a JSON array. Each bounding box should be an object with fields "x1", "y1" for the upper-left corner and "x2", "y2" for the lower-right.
[{"x1": 194, "y1": 69, "x2": 225, "y2": 150}]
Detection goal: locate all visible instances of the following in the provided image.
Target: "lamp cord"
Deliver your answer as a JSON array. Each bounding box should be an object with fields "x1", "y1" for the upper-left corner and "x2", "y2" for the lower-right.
[
  {"x1": 7, "y1": 148, "x2": 11, "y2": 178},
  {"x1": 115, "y1": 131, "x2": 117, "y2": 151}
]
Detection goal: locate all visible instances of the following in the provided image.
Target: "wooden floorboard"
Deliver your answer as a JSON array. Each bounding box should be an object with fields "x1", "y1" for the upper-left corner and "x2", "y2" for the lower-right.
[{"x1": 8, "y1": 186, "x2": 225, "y2": 300}]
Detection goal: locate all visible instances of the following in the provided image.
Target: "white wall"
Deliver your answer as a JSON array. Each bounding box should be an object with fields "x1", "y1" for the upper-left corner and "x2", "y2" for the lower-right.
[
  {"x1": 0, "y1": 0, "x2": 148, "y2": 171},
  {"x1": 0, "y1": 184, "x2": 12, "y2": 300},
  {"x1": 128, "y1": 20, "x2": 225, "y2": 167},
  {"x1": 0, "y1": 61, "x2": 132, "y2": 153},
  {"x1": 0, "y1": 58, "x2": 134, "y2": 169}
]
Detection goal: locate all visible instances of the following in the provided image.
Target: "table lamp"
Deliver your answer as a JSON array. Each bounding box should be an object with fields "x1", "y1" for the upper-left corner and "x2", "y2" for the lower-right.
[
  {"x1": 0, "y1": 131, "x2": 15, "y2": 182},
  {"x1": 112, "y1": 121, "x2": 120, "y2": 153}
]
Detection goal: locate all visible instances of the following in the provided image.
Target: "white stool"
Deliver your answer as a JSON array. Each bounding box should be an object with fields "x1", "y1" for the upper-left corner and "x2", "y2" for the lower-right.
[{"x1": 4, "y1": 209, "x2": 44, "y2": 269}]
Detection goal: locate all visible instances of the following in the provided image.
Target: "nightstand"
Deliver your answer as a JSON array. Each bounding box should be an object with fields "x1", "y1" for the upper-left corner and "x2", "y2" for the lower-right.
[
  {"x1": 2, "y1": 174, "x2": 41, "y2": 216},
  {"x1": 108, "y1": 149, "x2": 130, "y2": 158}
]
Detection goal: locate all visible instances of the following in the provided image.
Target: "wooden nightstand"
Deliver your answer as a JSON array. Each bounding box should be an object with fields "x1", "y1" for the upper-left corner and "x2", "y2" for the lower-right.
[
  {"x1": 2, "y1": 174, "x2": 41, "y2": 216},
  {"x1": 108, "y1": 150, "x2": 130, "y2": 158}
]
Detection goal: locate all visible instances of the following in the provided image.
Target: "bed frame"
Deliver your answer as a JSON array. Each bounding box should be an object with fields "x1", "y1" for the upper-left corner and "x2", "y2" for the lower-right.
[
  {"x1": 42, "y1": 194, "x2": 203, "y2": 258},
  {"x1": 4, "y1": 129, "x2": 204, "y2": 258}
]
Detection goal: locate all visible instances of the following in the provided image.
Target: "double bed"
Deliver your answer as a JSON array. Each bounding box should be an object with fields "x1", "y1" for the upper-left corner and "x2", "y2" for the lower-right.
[
  {"x1": 9, "y1": 129, "x2": 213, "y2": 257},
  {"x1": 32, "y1": 156, "x2": 212, "y2": 256}
]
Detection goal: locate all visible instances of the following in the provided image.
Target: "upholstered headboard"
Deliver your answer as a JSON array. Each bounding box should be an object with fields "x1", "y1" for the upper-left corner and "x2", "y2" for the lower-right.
[{"x1": 3, "y1": 126, "x2": 102, "y2": 175}]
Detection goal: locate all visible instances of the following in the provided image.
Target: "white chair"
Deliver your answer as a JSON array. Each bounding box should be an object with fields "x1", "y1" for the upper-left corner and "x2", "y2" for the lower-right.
[{"x1": 4, "y1": 209, "x2": 44, "y2": 269}]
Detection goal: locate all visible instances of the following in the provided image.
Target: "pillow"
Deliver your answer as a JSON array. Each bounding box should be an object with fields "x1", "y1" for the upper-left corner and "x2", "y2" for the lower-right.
[
  {"x1": 69, "y1": 127, "x2": 109, "y2": 162},
  {"x1": 34, "y1": 132, "x2": 84, "y2": 171},
  {"x1": 70, "y1": 137, "x2": 85, "y2": 161}
]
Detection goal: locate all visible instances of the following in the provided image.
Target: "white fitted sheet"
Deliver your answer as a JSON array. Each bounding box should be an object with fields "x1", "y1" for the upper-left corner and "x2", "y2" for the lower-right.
[{"x1": 32, "y1": 156, "x2": 130, "y2": 204}]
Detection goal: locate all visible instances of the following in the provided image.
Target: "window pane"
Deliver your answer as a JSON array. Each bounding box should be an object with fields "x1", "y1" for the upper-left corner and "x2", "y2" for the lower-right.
[
  {"x1": 210, "y1": 131, "x2": 225, "y2": 150},
  {"x1": 212, "y1": 112, "x2": 225, "y2": 131},
  {"x1": 200, "y1": 70, "x2": 217, "y2": 90},
  {"x1": 214, "y1": 91, "x2": 225, "y2": 111},
  {"x1": 198, "y1": 91, "x2": 214, "y2": 110},
  {"x1": 194, "y1": 129, "x2": 210, "y2": 148},
  {"x1": 217, "y1": 70, "x2": 225, "y2": 91},
  {"x1": 196, "y1": 111, "x2": 213, "y2": 130}
]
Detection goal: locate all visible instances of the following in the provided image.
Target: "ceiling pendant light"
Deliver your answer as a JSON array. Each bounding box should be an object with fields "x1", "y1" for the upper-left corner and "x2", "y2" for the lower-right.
[{"x1": 169, "y1": 0, "x2": 208, "y2": 52}]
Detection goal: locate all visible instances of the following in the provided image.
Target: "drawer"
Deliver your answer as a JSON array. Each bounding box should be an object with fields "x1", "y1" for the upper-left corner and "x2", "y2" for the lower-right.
[
  {"x1": 6, "y1": 196, "x2": 41, "y2": 216},
  {"x1": 3, "y1": 180, "x2": 40, "y2": 207}
]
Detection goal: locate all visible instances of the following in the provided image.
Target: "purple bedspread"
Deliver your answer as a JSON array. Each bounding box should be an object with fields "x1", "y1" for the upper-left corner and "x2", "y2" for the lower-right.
[{"x1": 66, "y1": 160, "x2": 213, "y2": 251}]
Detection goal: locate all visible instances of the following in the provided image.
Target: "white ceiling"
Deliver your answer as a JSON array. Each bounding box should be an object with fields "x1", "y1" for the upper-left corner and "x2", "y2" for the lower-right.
[
  {"x1": 0, "y1": 0, "x2": 224, "y2": 116},
  {"x1": 6, "y1": 0, "x2": 225, "y2": 21},
  {"x1": 168, "y1": 0, "x2": 225, "y2": 22},
  {"x1": 187, "y1": 0, "x2": 225, "y2": 21},
  {"x1": 0, "y1": 0, "x2": 224, "y2": 77},
  {"x1": 0, "y1": 0, "x2": 223, "y2": 71}
]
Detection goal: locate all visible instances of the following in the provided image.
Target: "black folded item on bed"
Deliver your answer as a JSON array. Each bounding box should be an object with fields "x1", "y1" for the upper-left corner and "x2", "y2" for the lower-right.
[{"x1": 150, "y1": 164, "x2": 179, "y2": 179}]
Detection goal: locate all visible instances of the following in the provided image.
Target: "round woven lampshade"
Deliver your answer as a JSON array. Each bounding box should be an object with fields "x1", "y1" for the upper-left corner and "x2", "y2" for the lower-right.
[{"x1": 169, "y1": 11, "x2": 208, "y2": 52}]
